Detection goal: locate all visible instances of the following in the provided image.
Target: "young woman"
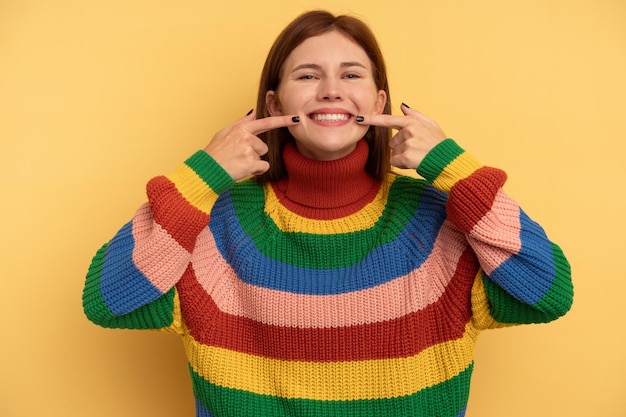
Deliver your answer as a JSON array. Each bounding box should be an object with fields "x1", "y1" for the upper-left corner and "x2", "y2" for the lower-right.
[{"x1": 83, "y1": 10, "x2": 573, "y2": 417}]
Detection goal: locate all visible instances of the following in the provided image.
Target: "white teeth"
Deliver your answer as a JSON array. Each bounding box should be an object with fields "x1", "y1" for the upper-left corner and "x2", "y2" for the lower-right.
[{"x1": 311, "y1": 113, "x2": 350, "y2": 122}]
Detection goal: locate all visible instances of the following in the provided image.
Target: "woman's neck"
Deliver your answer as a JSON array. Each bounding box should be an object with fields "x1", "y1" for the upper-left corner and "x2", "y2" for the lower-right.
[{"x1": 271, "y1": 140, "x2": 381, "y2": 219}]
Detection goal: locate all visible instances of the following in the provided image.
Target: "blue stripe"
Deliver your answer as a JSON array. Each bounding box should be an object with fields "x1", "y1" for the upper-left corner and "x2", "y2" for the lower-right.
[
  {"x1": 209, "y1": 188, "x2": 448, "y2": 295},
  {"x1": 489, "y1": 209, "x2": 555, "y2": 305},
  {"x1": 100, "y1": 221, "x2": 163, "y2": 315}
]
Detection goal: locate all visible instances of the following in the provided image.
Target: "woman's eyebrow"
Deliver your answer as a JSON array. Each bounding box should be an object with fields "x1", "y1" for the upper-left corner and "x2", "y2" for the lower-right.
[
  {"x1": 340, "y1": 61, "x2": 367, "y2": 69},
  {"x1": 291, "y1": 63, "x2": 322, "y2": 72},
  {"x1": 290, "y1": 61, "x2": 367, "y2": 72}
]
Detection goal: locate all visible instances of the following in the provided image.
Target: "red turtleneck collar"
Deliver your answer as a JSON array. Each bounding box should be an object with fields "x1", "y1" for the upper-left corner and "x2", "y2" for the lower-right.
[{"x1": 271, "y1": 140, "x2": 381, "y2": 220}]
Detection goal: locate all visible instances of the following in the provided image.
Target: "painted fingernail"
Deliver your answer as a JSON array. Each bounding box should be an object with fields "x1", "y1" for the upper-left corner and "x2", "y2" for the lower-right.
[
  {"x1": 356, "y1": 116, "x2": 364, "y2": 122},
  {"x1": 292, "y1": 116, "x2": 300, "y2": 123},
  {"x1": 401, "y1": 102, "x2": 410, "y2": 109},
  {"x1": 246, "y1": 109, "x2": 253, "y2": 116}
]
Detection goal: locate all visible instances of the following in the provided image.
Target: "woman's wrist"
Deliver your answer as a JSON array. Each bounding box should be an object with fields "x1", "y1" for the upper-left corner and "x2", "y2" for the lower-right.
[{"x1": 416, "y1": 138, "x2": 483, "y2": 193}]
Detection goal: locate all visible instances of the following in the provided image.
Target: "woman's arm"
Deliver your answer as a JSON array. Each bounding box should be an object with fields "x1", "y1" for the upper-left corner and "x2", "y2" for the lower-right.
[
  {"x1": 418, "y1": 139, "x2": 574, "y2": 327},
  {"x1": 82, "y1": 112, "x2": 299, "y2": 330},
  {"x1": 359, "y1": 107, "x2": 573, "y2": 326},
  {"x1": 82, "y1": 150, "x2": 234, "y2": 330}
]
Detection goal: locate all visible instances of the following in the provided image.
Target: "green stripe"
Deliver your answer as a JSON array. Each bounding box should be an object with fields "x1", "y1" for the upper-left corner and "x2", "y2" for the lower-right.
[
  {"x1": 483, "y1": 243, "x2": 573, "y2": 324},
  {"x1": 483, "y1": 277, "x2": 548, "y2": 324},
  {"x1": 83, "y1": 244, "x2": 116, "y2": 323},
  {"x1": 417, "y1": 138, "x2": 465, "y2": 183},
  {"x1": 190, "y1": 362, "x2": 472, "y2": 417},
  {"x1": 186, "y1": 150, "x2": 235, "y2": 195},
  {"x1": 533, "y1": 243, "x2": 574, "y2": 318},
  {"x1": 230, "y1": 176, "x2": 428, "y2": 269},
  {"x1": 82, "y1": 243, "x2": 176, "y2": 330}
]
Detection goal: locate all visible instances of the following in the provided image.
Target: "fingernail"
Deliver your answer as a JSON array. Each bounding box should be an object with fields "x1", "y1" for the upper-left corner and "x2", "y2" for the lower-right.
[
  {"x1": 401, "y1": 102, "x2": 410, "y2": 109},
  {"x1": 356, "y1": 115, "x2": 364, "y2": 122},
  {"x1": 246, "y1": 109, "x2": 253, "y2": 116},
  {"x1": 292, "y1": 116, "x2": 300, "y2": 123}
]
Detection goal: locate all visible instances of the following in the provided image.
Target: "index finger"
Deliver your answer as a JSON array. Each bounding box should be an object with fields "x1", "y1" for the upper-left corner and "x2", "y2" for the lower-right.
[
  {"x1": 245, "y1": 115, "x2": 300, "y2": 136},
  {"x1": 356, "y1": 114, "x2": 411, "y2": 130}
]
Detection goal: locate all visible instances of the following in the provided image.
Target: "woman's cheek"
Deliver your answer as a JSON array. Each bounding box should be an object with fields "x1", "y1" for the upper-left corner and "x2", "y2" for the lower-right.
[{"x1": 287, "y1": 123, "x2": 306, "y2": 141}]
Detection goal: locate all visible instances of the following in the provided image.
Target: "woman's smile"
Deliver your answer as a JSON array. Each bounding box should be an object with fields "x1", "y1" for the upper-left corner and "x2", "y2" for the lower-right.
[{"x1": 308, "y1": 108, "x2": 353, "y2": 125}]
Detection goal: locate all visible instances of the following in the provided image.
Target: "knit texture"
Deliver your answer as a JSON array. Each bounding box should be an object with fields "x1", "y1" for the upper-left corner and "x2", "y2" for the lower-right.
[{"x1": 83, "y1": 139, "x2": 573, "y2": 417}]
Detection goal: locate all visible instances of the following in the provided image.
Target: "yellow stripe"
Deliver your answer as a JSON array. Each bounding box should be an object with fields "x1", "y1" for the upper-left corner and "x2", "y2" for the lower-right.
[
  {"x1": 432, "y1": 152, "x2": 482, "y2": 192},
  {"x1": 166, "y1": 164, "x2": 220, "y2": 215},
  {"x1": 183, "y1": 322, "x2": 477, "y2": 401},
  {"x1": 264, "y1": 179, "x2": 390, "y2": 234},
  {"x1": 160, "y1": 289, "x2": 185, "y2": 335},
  {"x1": 470, "y1": 271, "x2": 515, "y2": 330}
]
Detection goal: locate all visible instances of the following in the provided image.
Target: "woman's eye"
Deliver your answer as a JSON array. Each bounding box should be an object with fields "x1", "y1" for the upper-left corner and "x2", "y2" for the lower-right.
[
  {"x1": 345, "y1": 73, "x2": 361, "y2": 79},
  {"x1": 299, "y1": 74, "x2": 315, "y2": 80}
]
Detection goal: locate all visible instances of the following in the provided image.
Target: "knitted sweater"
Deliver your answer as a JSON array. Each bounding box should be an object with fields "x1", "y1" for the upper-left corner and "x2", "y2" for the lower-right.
[{"x1": 83, "y1": 138, "x2": 573, "y2": 417}]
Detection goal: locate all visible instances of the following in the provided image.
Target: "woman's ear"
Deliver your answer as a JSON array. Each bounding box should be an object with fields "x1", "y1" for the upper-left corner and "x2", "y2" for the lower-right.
[
  {"x1": 266, "y1": 90, "x2": 283, "y2": 116},
  {"x1": 374, "y1": 90, "x2": 388, "y2": 114}
]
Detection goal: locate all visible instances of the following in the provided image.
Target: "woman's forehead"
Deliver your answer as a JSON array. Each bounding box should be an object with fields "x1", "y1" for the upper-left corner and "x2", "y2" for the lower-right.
[{"x1": 282, "y1": 31, "x2": 373, "y2": 72}]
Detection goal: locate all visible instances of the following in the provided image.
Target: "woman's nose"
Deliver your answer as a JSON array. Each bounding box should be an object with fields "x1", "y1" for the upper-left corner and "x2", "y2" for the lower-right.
[{"x1": 318, "y1": 78, "x2": 342, "y2": 101}]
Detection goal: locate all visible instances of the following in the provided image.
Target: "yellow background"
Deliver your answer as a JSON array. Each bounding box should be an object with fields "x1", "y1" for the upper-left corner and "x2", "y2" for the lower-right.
[{"x1": 1, "y1": 0, "x2": 624, "y2": 416}]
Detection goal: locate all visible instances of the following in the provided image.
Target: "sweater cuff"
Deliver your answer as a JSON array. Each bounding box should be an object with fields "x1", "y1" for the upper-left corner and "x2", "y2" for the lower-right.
[
  {"x1": 165, "y1": 150, "x2": 235, "y2": 215},
  {"x1": 417, "y1": 139, "x2": 483, "y2": 193}
]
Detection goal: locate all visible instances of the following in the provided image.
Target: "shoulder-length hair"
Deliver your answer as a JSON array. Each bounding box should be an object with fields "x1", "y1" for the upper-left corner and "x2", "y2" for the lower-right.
[{"x1": 254, "y1": 10, "x2": 392, "y2": 184}]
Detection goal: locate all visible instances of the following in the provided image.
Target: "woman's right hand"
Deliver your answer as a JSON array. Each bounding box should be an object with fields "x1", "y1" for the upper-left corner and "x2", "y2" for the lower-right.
[{"x1": 204, "y1": 110, "x2": 299, "y2": 181}]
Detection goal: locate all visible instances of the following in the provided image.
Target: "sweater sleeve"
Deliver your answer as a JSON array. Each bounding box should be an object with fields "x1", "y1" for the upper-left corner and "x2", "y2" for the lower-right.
[
  {"x1": 82, "y1": 150, "x2": 234, "y2": 331},
  {"x1": 417, "y1": 139, "x2": 573, "y2": 329}
]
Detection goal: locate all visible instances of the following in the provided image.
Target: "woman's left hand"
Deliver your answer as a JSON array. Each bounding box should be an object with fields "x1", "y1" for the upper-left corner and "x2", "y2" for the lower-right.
[{"x1": 357, "y1": 104, "x2": 447, "y2": 170}]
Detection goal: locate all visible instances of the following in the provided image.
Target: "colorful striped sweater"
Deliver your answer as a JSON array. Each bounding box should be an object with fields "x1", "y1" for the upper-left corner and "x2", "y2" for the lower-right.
[{"x1": 83, "y1": 138, "x2": 573, "y2": 417}]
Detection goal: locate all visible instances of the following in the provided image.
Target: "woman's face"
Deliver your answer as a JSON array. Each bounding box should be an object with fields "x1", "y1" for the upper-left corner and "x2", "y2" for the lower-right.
[{"x1": 266, "y1": 30, "x2": 387, "y2": 161}]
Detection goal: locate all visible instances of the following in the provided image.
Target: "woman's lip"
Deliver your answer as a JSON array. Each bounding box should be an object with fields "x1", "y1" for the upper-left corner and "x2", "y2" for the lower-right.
[
  {"x1": 307, "y1": 108, "x2": 354, "y2": 116},
  {"x1": 308, "y1": 114, "x2": 354, "y2": 127},
  {"x1": 309, "y1": 113, "x2": 353, "y2": 121},
  {"x1": 307, "y1": 109, "x2": 354, "y2": 123}
]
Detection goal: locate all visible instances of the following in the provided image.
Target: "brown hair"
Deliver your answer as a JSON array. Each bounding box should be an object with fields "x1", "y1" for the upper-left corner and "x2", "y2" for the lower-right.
[{"x1": 254, "y1": 10, "x2": 392, "y2": 184}]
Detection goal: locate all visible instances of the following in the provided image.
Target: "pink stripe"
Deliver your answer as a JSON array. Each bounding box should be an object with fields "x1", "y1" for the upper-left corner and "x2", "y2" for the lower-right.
[
  {"x1": 466, "y1": 189, "x2": 522, "y2": 275},
  {"x1": 191, "y1": 221, "x2": 468, "y2": 328},
  {"x1": 131, "y1": 203, "x2": 190, "y2": 293}
]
